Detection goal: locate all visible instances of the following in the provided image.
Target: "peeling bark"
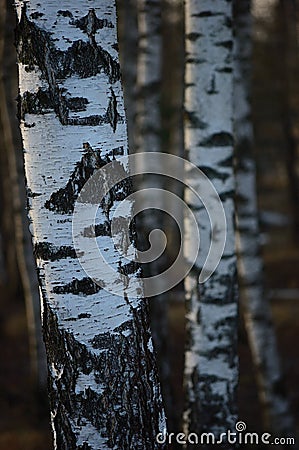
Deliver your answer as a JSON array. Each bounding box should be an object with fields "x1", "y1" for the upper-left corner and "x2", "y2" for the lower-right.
[
  {"x1": 183, "y1": 1, "x2": 238, "y2": 445},
  {"x1": 234, "y1": 0, "x2": 295, "y2": 437},
  {"x1": 15, "y1": 1, "x2": 166, "y2": 448}
]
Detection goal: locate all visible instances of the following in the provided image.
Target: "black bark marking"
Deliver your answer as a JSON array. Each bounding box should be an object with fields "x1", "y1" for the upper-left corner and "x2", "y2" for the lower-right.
[
  {"x1": 106, "y1": 88, "x2": 119, "y2": 132},
  {"x1": 34, "y1": 242, "x2": 79, "y2": 261},
  {"x1": 53, "y1": 277, "x2": 102, "y2": 295},
  {"x1": 45, "y1": 143, "x2": 131, "y2": 216},
  {"x1": 57, "y1": 10, "x2": 73, "y2": 18},
  {"x1": 117, "y1": 261, "x2": 139, "y2": 277},
  {"x1": 83, "y1": 222, "x2": 112, "y2": 238},
  {"x1": 215, "y1": 40, "x2": 233, "y2": 50},
  {"x1": 201, "y1": 167, "x2": 230, "y2": 182},
  {"x1": 16, "y1": 6, "x2": 120, "y2": 127},
  {"x1": 19, "y1": 88, "x2": 88, "y2": 119},
  {"x1": 45, "y1": 143, "x2": 109, "y2": 214},
  {"x1": 219, "y1": 189, "x2": 235, "y2": 202},
  {"x1": 186, "y1": 32, "x2": 203, "y2": 41},
  {"x1": 64, "y1": 313, "x2": 92, "y2": 321},
  {"x1": 185, "y1": 110, "x2": 208, "y2": 129},
  {"x1": 192, "y1": 11, "x2": 223, "y2": 18},
  {"x1": 220, "y1": 155, "x2": 234, "y2": 167},
  {"x1": 27, "y1": 188, "x2": 42, "y2": 198},
  {"x1": 72, "y1": 9, "x2": 113, "y2": 38},
  {"x1": 19, "y1": 87, "x2": 122, "y2": 129},
  {"x1": 225, "y1": 16, "x2": 233, "y2": 28},
  {"x1": 206, "y1": 74, "x2": 218, "y2": 94},
  {"x1": 199, "y1": 132, "x2": 233, "y2": 147},
  {"x1": 216, "y1": 66, "x2": 232, "y2": 73},
  {"x1": 185, "y1": 57, "x2": 207, "y2": 65},
  {"x1": 30, "y1": 11, "x2": 44, "y2": 19}
]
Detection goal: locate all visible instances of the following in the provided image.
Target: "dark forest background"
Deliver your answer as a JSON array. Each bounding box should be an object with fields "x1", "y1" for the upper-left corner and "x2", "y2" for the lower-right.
[{"x1": 0, "y1": 0, "x2": 299, "y2": 448}]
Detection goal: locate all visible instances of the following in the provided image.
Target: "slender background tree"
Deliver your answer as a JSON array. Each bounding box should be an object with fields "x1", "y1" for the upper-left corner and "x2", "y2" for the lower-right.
[
  {"x1": 234, "y1": 0, "x2": 295, "y2": 437},
  {"x1": 183, "y1": 0, "x2": 238, "y2": 444}
]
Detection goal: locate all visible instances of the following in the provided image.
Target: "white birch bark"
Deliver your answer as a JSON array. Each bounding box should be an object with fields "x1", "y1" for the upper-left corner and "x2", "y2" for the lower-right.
[
  {"x1": 183, "y1": 0, "x2": 238, "y2": 442},
  {"x1": 14, "y1": 1, "x2": 166, "y2": 448},
  {"x1": 234, "y1": 0, "x2": 295, "y2": 436}
]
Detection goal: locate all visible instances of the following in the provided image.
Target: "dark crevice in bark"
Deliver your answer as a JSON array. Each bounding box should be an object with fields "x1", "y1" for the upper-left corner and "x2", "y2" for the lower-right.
[
  {"x1": 34, "y1": 242, "x2": 78, "y2": 261},
  {"x1": 52, "y1": 277, "x2": 102, "y2": 296}
]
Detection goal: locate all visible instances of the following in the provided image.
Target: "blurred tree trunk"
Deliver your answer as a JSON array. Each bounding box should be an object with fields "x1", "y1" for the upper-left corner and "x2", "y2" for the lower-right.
[
  {"x1": 280, "y1": 0, "x2": 299, "y2": 234},
  {"x1": 0, "y1": 0, "x2": 47, "y2": 386},
  {"x1": 183, "y1": 0, "x2": 238, "y2": 444},
  {"x1": 117, "y1": 0, "x2": 138, "y2": 151},
  {"x1": 134, "y1": 0, "x2": 171, "y2": 414},
  {"x1": 15, "y1": 1, "x2": 166, "y2": 448},
  {"x1": 234, "y1": 0, "x2": 295, "y2": 436}
]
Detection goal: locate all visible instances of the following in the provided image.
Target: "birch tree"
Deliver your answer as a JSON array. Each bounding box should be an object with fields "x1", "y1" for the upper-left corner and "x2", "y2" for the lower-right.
[
  {"x1": 183, "y1": 0, "x2": 238, "y2": 442},
  {"x1": 14, "y1": 1, "x2": 166, "y2": 448},
  {"x1": 234, "y1": 0, "x2": 294, "y2": 435}
]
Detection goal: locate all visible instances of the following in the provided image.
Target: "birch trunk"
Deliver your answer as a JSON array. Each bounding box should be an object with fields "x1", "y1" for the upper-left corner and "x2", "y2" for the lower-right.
[
  {"x1": 280, "y1": 0, "x2": 299, "y2": 233},
  {"x1": 14, "y1": 1, "x2": 166, "y2": 448},
  {"x1": 234, "y1": 0, "x2": 295, "y2": 436},
  {"x1": 183, "y1": 0, "x2": 238, "y2": 443}
]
